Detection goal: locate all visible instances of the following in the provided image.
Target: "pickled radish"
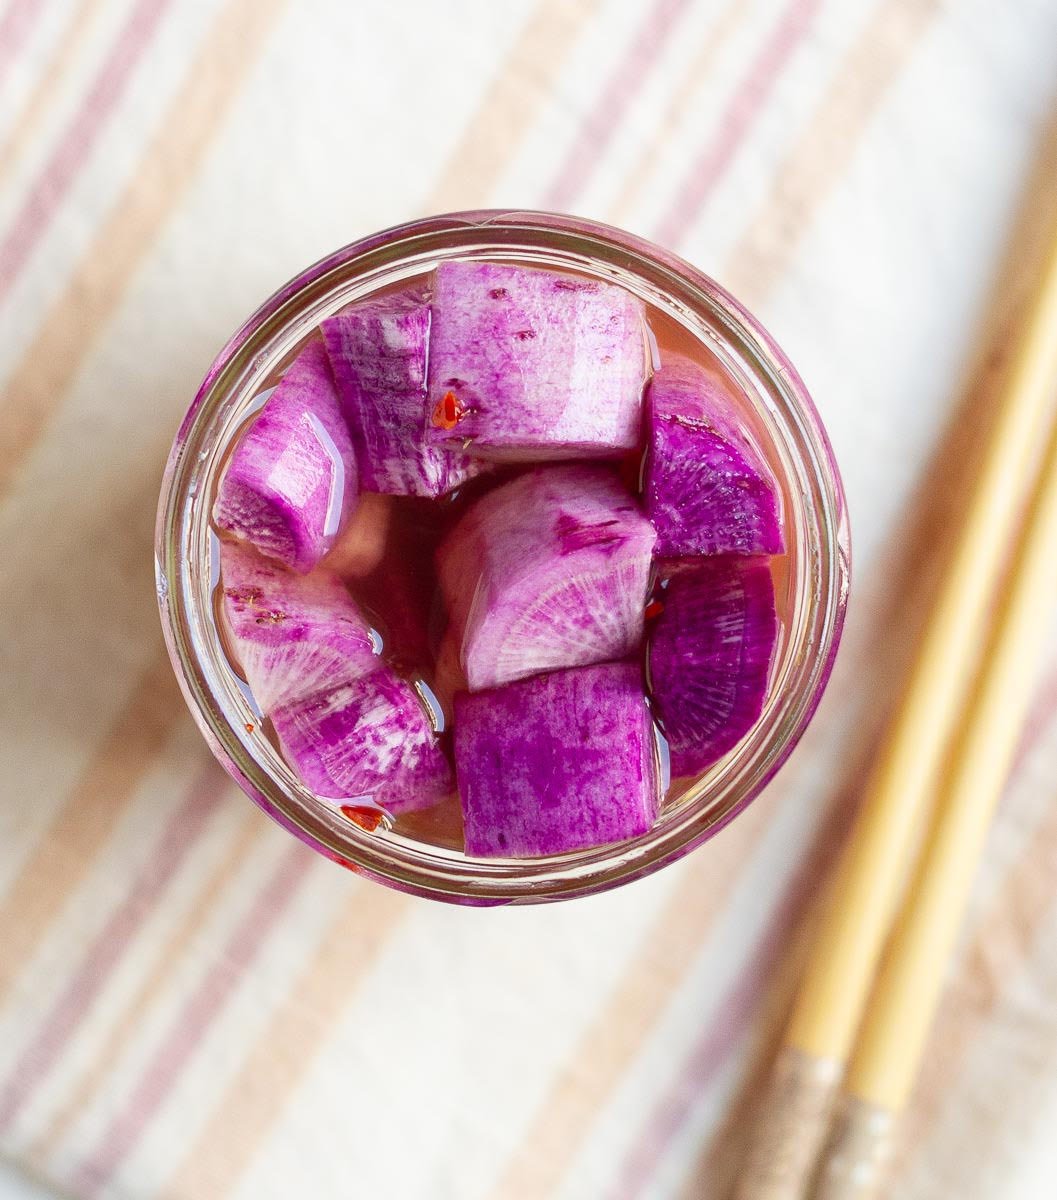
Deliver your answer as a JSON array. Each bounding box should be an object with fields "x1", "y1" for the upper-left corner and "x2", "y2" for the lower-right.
[
  {"x1": 321, "y1": 289, "x2": 485, "y2": 497},
  {"x1": 648, "y1": 558, "x2": 778, "y2": 777},
  {"x1": 643, "y1": 355, "x2": 783, "y2": 556},
  {"x1": 437, "y1": 465, "x2": 656, "y2": 690},
  {"x1": 220, "y1": 541, "x2": 448, "y2": 811},
  {"x1": 271, "y1": 671, "x2": 451, "y2": 813},
  {"x1": 213, "y1": 340, "x2": 358, "y2": 573},
  {"x1": 454, "y1": 662, "x2": 658, "y2": 857},
  {"x1": 220, "y1": 540, "x2": 378, "y2": 712},
  {"x1": 427, "y1": 262, "x2": 647, "y2": 460}
]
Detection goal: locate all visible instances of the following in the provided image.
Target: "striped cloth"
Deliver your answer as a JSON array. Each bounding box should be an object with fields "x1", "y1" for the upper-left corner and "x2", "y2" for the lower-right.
[{"x1": 2, "y1": 1, "x2": 1057, "y2": 1197}]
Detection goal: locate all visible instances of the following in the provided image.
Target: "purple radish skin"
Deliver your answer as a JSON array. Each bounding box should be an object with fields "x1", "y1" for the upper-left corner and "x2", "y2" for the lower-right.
[
  {"x1": 321, "y1": 289, "x2": 486, "y2": 497},
  {"x1": 437, "y1": 464, "x2": 657, "y2": 690},
  {"x1": 648, "y1": 557, "x2": 778, "y2": 777},
  {"x1": 454, "y1": 662, "x2": 659, "y2": 857},
  {"x1": 271, "y1": 670, "x2": 451, "y2": 813},
  {"x1": 428, "y1": 262, "x2": 647, "y2": 460},
  {"x1": 213, "y1": 340, "x2": 358, "y2": 573},
  {"x1": 643, "y1": 354, "x2": 783, "y2": 556}
]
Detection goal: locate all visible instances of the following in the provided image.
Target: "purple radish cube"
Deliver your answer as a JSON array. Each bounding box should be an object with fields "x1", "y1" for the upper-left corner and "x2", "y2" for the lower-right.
[
  {"x1": 454, "y1": 662, "x2": 659, "y2": 857},
  {"x1": 213, "y1": 340, "x2": 358, "y2": 573},
  {"x1": 648, "y1": 558, "x2": 778, "y2": 777},
  {"x1": 271, "y1": 668, "x2": 451, "y2": 813},
  {"x1": 643, "y1": 355, "x2": 783, "y2": 556},
  {"x1": 321, "y1": 289, "x2": 486, "y2": 497},
  {"x1": 219, "y1": 540, "x2": 379, "y2": 712},
  {"x1": 437, "y1": 465, "x2": 656, "y2": 690},
  {"x1": 220, "y1": 541, "x2": 448, "y2": 812},
  {"x1": 427, "y1": 262, "x2": 647, "y2": 460}
]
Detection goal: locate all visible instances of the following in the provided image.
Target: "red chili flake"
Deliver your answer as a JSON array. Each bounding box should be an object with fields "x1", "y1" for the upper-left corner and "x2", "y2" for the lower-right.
[
  {"x1": 244, "y1": 722, "x2": 255, "y2": 733},
  {"x1": 645, "y1": 599, "x2": 665, "y2": 621},
  {"x1": 340, "y1": 803, "x2": 385, "y2": 833},
  {"x1": 431, "y1": 390, "x2": 465, "y2": 430}
]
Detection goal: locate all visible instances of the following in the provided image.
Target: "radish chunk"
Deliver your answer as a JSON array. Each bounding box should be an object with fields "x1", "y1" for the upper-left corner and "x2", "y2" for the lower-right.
[
  {"x1": 220, "y1": 540, "x2": 378, "y2": 712},
  {"x1": 220, "y1": 541, "x2": 450, "y2": 811},
  {"x1": 271, "y1": 672, "x2": 451, "y2": 812},
  {"x1": 321, "y1": 289, "x2": 485, "y2": 497},
  {"x1": 643, "y1": 355, "x2": 783, "y2": 556},
  {"x1": 213, "y1": 340, "x2": 358, "y2": 573},
  {"x1": 437, "y1": 465, "x2": 657, "y2": 690},
  {"x1": 427, "y1": 262, "x2": 647, "y2": 460},
  {"x1": 454, "y1": 662, "x2": 659, "y2": 857},
  {"x1": 648, "y1": 558, "x2": 778, "y2": 777}
]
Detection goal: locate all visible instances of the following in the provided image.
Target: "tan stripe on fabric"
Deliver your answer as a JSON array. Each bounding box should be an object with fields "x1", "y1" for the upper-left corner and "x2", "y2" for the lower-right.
[
  {"x1": 723, "y1": 0, "x2": 942, "y2": 307},
  {"x1": 28, "y1": 807, "x2": 264, "y2": 1160},
  {"x1": 0, "y1": 0, "x2": 289, "y2": 500},
  {"x1": 884, "y1": 756, "x2": 1057, "y2": 1187},
  {"x1": 608, "y1": 0, "x2": 752, "y2": 226},
  {"x1": 915, "y1": 938, "x2": 1057, "y2": 1196},
  {"x1": 160, "y1": 883, "x2": 408, "y2": 1200},
  {"x1": 0, "y1": 0, "x2": 286, "y2": 1019},
  {"x1": 0, "y1": 0, "x2": 105, "y2": 190},
  {"x1": 425, "y1": 0, "x2": 601, "y2": 214},
  {"x1": 675, "y1": 864, "x2": 831, "y2": 1200},
  {"x1": 666, "y1": 725, "x2": 895, "y2": 1199},
  {"x1": 0, "y1": 653, "x2": 185, "y2": 1006},
  {"x1": 491, "y1": 798, "x2": 774, "y2": 1200}
]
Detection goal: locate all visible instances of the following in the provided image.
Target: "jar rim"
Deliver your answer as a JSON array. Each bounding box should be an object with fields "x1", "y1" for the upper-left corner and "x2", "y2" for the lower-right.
[{"x1": 156, "y1": 209, "x2": 850, "y2": 905}]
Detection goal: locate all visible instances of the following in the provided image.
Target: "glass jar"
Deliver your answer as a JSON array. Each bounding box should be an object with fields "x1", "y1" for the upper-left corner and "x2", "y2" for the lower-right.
[{"x1": 155, "y1": 210, "x2": 850, "y2": 905}]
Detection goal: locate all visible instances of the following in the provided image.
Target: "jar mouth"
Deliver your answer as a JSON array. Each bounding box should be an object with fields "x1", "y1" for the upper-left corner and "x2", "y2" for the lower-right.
[{"x1": 156, "y1": 209, "x2": 850, "y2": 905}]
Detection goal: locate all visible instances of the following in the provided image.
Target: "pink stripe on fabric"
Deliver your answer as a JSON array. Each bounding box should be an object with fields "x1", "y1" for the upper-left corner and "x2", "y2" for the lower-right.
[
  {"x1": 0, "y1": 760, "x2": 225, "y2": 1136},
  {"x1": 612, "y1": 658, "x2": 1057, "y2": 1198},
  {"x1": 71, "y1": 841, "x2": 313, "y2": 1199},
  {"x1": 545, "y1": 0, "x2": 693, "y2": 211},
  {"x1": 609, "y1": 793, "x2": 853, "y2": 1200},
  {"x1": 0, "y1": 0, "x2": 43, "y2": 93},
  {"x1": 654, "y1": 0, "x2": 819, "y2": 248},
  {"x1": 1011, "y1": 662, "x2": 1057, "y2": 772},
  {"x1": 0, "y1": 0, "x2": 172, "y2": 304}
]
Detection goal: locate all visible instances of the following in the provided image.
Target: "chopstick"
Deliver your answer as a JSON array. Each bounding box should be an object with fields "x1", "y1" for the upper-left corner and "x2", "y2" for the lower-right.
[
  {"x1": 734, "y1": 215, "x2": 1057, "y2": 1200},
  {"x1": 811, "y1": 333, "x2": 1057, "y2": 1200}
]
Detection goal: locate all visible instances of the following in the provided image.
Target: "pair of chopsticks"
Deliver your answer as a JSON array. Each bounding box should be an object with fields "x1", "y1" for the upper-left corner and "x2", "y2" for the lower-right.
[{"x1": 735, "y1": 213, "x2": 1057, "y2": 1200}]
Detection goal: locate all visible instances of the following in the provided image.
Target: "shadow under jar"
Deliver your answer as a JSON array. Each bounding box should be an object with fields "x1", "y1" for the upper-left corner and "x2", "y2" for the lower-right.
[{"x1": 156, "y1": 210, "x2": 850, "y2": 905}]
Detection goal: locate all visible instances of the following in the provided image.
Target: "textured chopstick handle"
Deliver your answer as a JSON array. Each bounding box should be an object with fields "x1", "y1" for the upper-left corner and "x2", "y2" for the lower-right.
[
  {"x1": 733, "y1": 1048, "x2": 841, "y2": 1200},
  {"x1": 811, "y1": 1096, "x2": 895, "y2": 1200}
]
